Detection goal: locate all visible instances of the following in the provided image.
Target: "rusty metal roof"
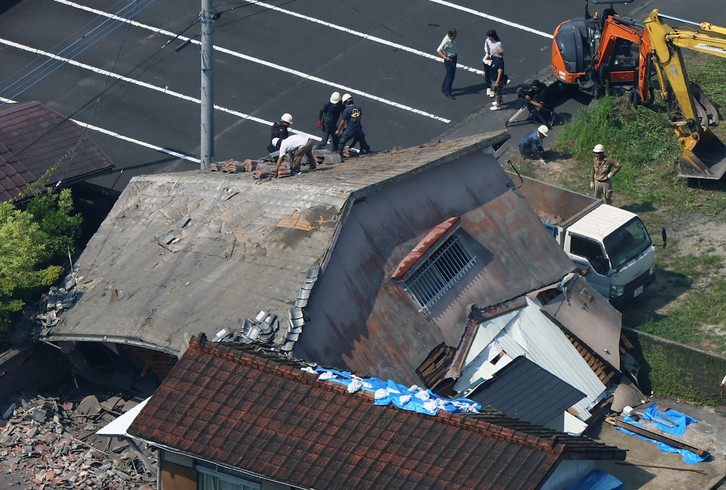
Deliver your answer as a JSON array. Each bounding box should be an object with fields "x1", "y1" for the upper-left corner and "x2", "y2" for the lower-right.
[
  {"x1": 0, "y1": 101, "x2": 114, "y2": 202},
  {"x1": 127, "y1": 335, "x2": 624, "y2": 490}
]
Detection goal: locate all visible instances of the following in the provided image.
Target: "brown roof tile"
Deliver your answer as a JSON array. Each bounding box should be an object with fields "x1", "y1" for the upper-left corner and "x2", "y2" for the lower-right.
[
  {"x1": 0, "y1": 101, "x2": 114, "y2": 202},
  {"x1": 129, "y1": 335, "x2": 624, "y2": 489}
]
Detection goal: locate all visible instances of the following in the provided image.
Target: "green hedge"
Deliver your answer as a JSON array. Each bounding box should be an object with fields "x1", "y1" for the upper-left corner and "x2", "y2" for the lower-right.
[{"x1": 624, "y1": 328, "x2": 726, "y2": 406}]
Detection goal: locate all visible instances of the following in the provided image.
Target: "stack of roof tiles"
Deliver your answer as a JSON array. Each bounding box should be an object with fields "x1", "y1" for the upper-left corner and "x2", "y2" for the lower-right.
[
  {"x1": 128, "y1": 335, "x2": 625, "y2": 490},
  {"x1": 0, "y1": 101, "x2": 114, "y2": 202}
]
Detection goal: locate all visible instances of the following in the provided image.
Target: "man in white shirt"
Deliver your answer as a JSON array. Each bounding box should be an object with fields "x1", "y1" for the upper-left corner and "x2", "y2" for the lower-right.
[
  {"x1": 273, "y1": 134, "x2": 316, "y2": 175},
  {"x1": 437, "y1": 28, "x2": 458, "y2": 100}
]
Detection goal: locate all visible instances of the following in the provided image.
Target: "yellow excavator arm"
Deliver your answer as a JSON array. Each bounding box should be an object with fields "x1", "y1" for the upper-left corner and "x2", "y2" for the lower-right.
[{"x1": 644, "y1": 10, "x2": 726, "y2": 178}]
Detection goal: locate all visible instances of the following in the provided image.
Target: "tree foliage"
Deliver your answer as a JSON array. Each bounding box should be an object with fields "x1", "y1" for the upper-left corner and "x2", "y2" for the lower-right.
[{"x1": 0, "y1": 189, "x2": 81, "y2": 339}]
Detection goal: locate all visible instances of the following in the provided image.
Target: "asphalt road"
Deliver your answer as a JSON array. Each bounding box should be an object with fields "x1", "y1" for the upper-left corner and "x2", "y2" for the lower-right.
[{"x1": 0, "y1": 0, "x2": 722, "y2": 190}]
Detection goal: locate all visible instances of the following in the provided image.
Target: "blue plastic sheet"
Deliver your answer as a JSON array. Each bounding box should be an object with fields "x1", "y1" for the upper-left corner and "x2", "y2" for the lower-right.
[
  {"x1": 314, "y1": 367, "x2": 481, "y2": 415},
  {"x1": 615, "y1": 416, "x2": 708, "y2": 464},
  {"x1": 642, "y1": 404, "x2": 696, "y2": 436},
  {"x1": 564, "y1": 469, "x2": 623, "y2": 490}
]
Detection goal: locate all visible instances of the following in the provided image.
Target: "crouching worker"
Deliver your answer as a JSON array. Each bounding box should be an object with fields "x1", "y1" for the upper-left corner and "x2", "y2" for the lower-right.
[
  {"x1": 519, "y1": 125, "x2": 548, "y2": 165},
  {"x1": 273, "y1": 134, "x2": 316, "y2": 176}
]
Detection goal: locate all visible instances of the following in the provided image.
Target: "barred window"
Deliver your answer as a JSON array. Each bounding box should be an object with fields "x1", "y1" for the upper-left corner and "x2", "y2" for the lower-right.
[{"x1": 401, "y1": 235, "x2": 475, "y2": 313}]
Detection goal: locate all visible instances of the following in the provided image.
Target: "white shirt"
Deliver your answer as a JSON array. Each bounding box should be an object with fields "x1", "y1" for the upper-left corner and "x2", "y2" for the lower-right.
[
  {"x1": 437, "y1": 35, "x2": 457, "y2": 58},
  {"x1": 278, "y1": 134, "x2": 310, "y2": 154},
  {"x1": 483, "y1": 39, "x2": 502, "y2": 64}
]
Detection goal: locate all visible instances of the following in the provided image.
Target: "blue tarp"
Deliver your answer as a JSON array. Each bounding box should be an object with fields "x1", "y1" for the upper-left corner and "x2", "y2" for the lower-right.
[
  {"x1": 642, "y1": 404, "x2": 696, "y2": 436},
  {"x1": 312, "y1": 367, "x2": 481, "y2": 415},
  {"x1": 565, "y1": 469, "x2": 623, "y2": 490},
  {"x1": 615, "y1": 416, "x2": 708, "y2": 464}
]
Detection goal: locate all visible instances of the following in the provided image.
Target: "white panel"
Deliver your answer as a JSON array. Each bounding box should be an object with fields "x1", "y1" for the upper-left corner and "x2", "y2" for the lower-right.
[{"x1": 460, "y1": 299, "x2": 606, "y2": 420}]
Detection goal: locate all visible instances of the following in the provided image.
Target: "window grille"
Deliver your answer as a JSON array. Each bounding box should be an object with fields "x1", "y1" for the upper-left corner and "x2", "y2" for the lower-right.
[{"x1": 402, "y1": 235, "x2": 475, "y2": 312}]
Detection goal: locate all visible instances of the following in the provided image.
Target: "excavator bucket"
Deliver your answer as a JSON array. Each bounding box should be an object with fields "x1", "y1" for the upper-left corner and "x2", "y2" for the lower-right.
[{"x1": 679, "y1": 129, "x2": 726, "y2": 179}]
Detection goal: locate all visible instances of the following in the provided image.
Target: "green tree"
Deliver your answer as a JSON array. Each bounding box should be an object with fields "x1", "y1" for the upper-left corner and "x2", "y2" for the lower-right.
[{"x1": 0, "y1": 189, "x2": 81, "y2": 340}]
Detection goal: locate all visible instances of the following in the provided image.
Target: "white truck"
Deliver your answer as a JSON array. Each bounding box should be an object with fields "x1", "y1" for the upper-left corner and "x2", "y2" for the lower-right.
[{"x1": 509, "y1": 173, "x2": 665, "y2": 304}]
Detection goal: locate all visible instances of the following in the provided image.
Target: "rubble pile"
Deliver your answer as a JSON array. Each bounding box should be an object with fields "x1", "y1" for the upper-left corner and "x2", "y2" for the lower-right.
[
  {"x1": 0, "y1": 393, "x2": 156, "y2": 489},
  {"x1": 11, "y1": 273, "x2": 80, "y2": 346}
]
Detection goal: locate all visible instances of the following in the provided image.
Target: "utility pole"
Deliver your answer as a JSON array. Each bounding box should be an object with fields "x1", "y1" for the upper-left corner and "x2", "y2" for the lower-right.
[{"x1": 200, "y1": 0, "x2": 215, "y2": 169}]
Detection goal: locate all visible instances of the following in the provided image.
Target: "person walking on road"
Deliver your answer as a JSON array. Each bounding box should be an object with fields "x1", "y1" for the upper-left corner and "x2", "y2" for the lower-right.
[
  {"x1": 489, "y1": 43, "x2": 506, "y2": 110},
  {"x1": 482, "y1": 30, "x2": 501, "y2": 97},
  {"x1": 317, "y1": 91, "x2": 343, "y2": 150},
  {"x1": 336, "y1": 96, "x2": 371, "y2": 159},
  {"x1": 519, "y1": 125, "x2": 548, "y2": 164},
  {"x1": 437, "y1": 28, "x2": 458, "y2": 100},
  {"x1": 273, "y1": 134, "x2": 316, "y2": 175},
  {"x1": 590, "y1": 144, "x2": 621, "y2": 205},
  {"x1": 267, "y1": 113, "x2": 293, "y2": 153}
]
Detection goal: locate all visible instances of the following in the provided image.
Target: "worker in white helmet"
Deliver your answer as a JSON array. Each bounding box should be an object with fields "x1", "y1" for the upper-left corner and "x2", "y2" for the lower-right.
[
  {"x1": 316, "y1": 92, "x2": 344, "y2": 150},
  {"x1": 519, "y1": 125, "x2": 549, "y2": 165},
  {"x1": 590, "y1": 144, "x2": 621, "y2": 205},
  {"x1": 267, "y1": 113, "x2": 293, "y2": 153}
]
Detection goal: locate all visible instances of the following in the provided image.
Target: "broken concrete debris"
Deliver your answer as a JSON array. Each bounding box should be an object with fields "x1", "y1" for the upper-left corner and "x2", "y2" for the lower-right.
[
  {"x1": 0, "y1": 392, "x2": 156, "y2": 489},
  {"x1": 12, "y1": 272, "x2": 82, "y2": 346}
]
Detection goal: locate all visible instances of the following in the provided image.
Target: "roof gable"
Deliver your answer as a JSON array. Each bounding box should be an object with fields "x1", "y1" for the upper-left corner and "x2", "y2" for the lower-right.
[{"x1": 127, "y1": 335, "x2": 624, "y2": 490}]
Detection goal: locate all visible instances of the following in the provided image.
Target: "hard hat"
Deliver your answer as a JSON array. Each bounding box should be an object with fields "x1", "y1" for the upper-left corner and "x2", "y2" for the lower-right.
[
  {"x1": 538, "y1": 125, "x2": 549, "y2": 137},
  {"x1": 593, "y1": 144, "x2": 605, "y2": 153},
  {"x1": 272, "y1": 137, "x2": 280, "y2": 147},
  {"x1": 330, "y1": 91, "x2": 341, "y2": 104},
  {"x1": 342, "y1": 93, "x2": 352, "y2": 103},
  {"x1": 281, "y1": 113, "x2": 293, "y2": 125}
]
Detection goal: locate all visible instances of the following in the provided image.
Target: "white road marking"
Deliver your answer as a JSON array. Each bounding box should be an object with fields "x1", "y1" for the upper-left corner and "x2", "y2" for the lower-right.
[
  {"x1": 0, "y1": 96, "x2": 201, "y2": 162},
  {"x1": 53, "y1": 0, "x2": 451, "y2": 123},
  {"x1": 428, "y1": 0, "x2": 554, "y2": 39},
  {"x1": 0, "y1": 37, "x2": 322, "y2": 144},
  {"x1": 240, "y1": 0, "x2": 487, "y2": 76}
]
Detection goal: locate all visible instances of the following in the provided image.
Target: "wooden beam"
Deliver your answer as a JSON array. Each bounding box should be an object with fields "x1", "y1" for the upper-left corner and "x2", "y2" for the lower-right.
[{"x1": 605, "y1": 416, "x2": 708, "y2": 456}]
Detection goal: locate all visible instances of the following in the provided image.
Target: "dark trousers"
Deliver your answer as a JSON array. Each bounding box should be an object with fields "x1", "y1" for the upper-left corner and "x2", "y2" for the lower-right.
[
  {"x1": 483, "y1": 62, "x2": 492, "y2": 89},
  {"x1": 519, "y1": 146, "x2": 542, "y2": 160},
  {"x1": 442, "y1": 56, "x2": 457, "y2": 95},
  {"x1": 339, "y1": 131, "x2": 370, "y2": 156},
  {"x1": 529, "y1": 107, "x2": 555, "y2": 127},
  {"x1": 316, "y1": 125, "x2": 339, "y2": 150}
]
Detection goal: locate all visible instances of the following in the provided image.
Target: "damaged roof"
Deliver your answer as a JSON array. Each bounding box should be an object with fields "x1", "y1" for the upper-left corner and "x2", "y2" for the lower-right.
[
  {"x1": 467, "y1": 356, "x2": 586, "y2": 427},
  {"x1": 128, "y1": 335, "x2": 625, "y2": 490},
  {"x1": 0, "y1": 101, "x2": 114, "y2": 202},
  {"x1": 47, "y1": 131, "x2": 553, "y2": 355}
]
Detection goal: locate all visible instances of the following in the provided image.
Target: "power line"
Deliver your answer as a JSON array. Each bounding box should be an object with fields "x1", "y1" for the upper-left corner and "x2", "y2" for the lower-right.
[
  {"x1": 0, "y1": 2, "x2": 201, "y2": 179},
  {"x1": 0, "y1": 0, "x2": 157, "y2": 105}
]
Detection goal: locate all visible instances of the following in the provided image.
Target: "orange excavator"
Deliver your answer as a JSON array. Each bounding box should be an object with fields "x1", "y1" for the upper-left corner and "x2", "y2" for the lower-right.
[{"x1": 552, "y1": 1, "x2": 726, "y2": 179}]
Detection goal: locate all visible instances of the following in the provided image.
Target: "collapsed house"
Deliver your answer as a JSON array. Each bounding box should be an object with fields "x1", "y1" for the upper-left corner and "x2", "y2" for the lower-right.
[
  {"x1": 41, "y1": 130, "x2": 638, "y2": 430},
  {"x1": 113, "y1": 334, "x2": 626, "y2": 490}
]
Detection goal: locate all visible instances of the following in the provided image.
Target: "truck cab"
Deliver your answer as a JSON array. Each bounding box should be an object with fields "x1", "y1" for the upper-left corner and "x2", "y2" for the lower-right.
[{"x1": 563, "y1": 205, "x2": 656, "y2": 304}]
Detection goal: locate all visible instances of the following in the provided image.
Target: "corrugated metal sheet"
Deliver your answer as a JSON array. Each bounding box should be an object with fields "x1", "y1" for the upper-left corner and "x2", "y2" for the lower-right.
[{"x1": 455, "y1": 299, "x2": 606, "y2": 420}]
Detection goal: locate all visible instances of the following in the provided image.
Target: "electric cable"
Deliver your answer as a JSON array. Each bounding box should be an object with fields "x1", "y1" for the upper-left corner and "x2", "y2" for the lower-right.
[
  {"x1": 0, "y1": 3, "x2": 200, "y2": 181},
  {"x1": 0, "y1": 0, "x2": 157, "y2": 106},
  {"x1": 56, "y1": 0, "x2": 141, "y2": 186},
  {"x1": 0, "y1": 0, "x2": 127, "y2": 90}
]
